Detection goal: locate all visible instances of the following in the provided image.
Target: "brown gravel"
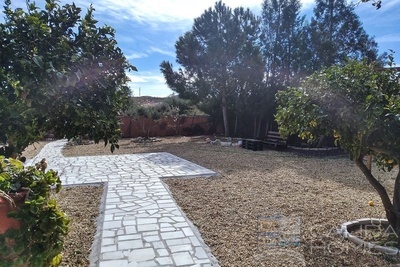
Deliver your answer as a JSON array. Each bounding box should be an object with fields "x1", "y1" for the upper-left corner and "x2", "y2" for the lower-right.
[
  {"x1": 24, "y1": 137, "x2": 400, "y2": 266},
  {"x1": 53, "y1": 185, "x2": 104, "y2": 266}
]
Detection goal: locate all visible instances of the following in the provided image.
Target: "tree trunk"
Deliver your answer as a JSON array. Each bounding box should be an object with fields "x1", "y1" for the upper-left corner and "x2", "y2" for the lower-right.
[
  {"x1": 221, "y1": 93, "x2": 229, "y2": 137},
  {"x1": 392, "y1": 169, "x2": 400, "y2": 248},
  {"x1": 256, "y1": 115, "x2": 263, "y2": 139},
  {"x1": 393, "y1": 171, "x2": 400, "y2": 208},
  {"x1": 316, "y1": 135, "x2": 326, "y2": 148},
  {"x1": 355, "y1": 156, "x2": 400, "y2": 247},
  {"x1": 233, "y1": 115, "x2": 238, "y2": 137},
  {"x1": 265, "y1": 122, "x2": 270, "y2": 137}
]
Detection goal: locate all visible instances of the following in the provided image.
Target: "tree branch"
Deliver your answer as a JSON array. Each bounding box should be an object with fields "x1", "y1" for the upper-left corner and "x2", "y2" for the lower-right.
[
  {"x1": 394, "y1": 169, "x2": 400, "y2": 211},
  {"x1": 355, "y1": 156, "x2": 398, "y2": 226},
  {"x1": 369, "y1": 146, "x2": 400, "y2": 161}
]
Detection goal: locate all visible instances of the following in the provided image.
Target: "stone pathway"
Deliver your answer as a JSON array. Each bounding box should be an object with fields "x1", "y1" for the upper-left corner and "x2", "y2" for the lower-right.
[{"x1": 26, "y1": 140, "x2": 219, "y2": 267}]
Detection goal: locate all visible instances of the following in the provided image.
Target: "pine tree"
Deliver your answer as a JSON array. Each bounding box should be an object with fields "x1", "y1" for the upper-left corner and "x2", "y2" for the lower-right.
[
  {"x1": 309, "y1": 0, "x2": 379, "y2": 70},
  {"x1": 260, "y1": 0, "x2": 307, "y2": 88},
  {"x1": 160, "y1": 1, "x2": 262, "y2": 136}
]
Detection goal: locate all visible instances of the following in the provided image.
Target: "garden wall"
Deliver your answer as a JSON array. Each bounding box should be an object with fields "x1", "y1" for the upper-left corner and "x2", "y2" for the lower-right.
[{"x1": 119, "y1": 115, "x2": 217, "y2": 138}]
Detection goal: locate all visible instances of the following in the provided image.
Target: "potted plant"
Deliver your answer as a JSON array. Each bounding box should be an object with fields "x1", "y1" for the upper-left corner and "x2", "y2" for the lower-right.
[{"x1": 0, "y1": 156, "x2": 69, "y2": 267}]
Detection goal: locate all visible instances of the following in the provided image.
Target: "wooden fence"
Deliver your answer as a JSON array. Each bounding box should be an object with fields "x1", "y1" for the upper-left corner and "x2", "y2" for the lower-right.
[{"x1": 119, "y1": 115, "x2": 217, "y2": 138}]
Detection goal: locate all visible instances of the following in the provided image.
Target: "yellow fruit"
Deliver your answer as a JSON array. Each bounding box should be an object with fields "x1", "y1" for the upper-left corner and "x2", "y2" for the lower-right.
[
  {"x1": 333, "y1": 130, "x2": 340, "y2": 138},
  {"x1": 368, "y1": 201, "x2": 375, "y2": 206}
]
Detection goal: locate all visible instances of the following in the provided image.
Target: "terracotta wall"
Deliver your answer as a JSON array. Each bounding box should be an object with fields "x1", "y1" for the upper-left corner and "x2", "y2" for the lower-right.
[{"x1": 119, "y1": 115, "x2": 216, "y2": 138}]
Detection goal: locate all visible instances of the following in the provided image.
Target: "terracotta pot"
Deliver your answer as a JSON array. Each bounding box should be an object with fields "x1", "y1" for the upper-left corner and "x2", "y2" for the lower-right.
[
  {"x1": 0, "y1": 199, "x2": 20, "y2": 235},
  {"x1": 0, "y1": 190, "x2": 30, "y2": 267},
  {"x1": 0, "y1": 189, "x2": 30, "y2": 234}
]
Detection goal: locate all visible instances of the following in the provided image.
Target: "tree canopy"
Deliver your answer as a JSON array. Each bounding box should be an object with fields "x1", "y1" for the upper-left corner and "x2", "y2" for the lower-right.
[
  {"x1": 0, "y1": 0, "x2": 135, "y2": 155},
  {"x1": 160, "y1": 1, "x2": 264, "y2": 137},
  {"x1": 161, "y1": 0, "x2": 382, "y2": 138},
  {"x1": 308, "y1": 0, "x2": 380, "y2": 71},
  {"x1": 359, "y1": 0, "x2": 382, "y2": 9},
  {"x1": 261, "y1": 0, "x2": 308, "y2": 88},
  {"x1": 275, "y1": 58, "x2": 400, "y2": 238}
]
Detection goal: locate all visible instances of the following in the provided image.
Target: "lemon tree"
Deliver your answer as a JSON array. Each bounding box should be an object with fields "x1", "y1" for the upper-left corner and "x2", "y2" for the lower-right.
[
  {"x1": 0, "y1": 0, "x2": 135, "y2": 155},
  {"x1": 275, "y1": 57, "x2": 400, "y2": 245}
]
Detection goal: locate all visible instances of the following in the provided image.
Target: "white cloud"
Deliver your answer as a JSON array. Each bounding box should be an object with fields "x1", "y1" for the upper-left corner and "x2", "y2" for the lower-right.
[
  {"x1": 71, "y1": 0, "x2": 265, "y2": 31},
  {"x1": 127, "y1": 72, "x2": 172, "y2": 97},
  {"x1": 130, "y1": 82, "x2": 173, "y2": 97},
  {"x1": 128, "y1": 70, "x2": 172, "y2": 97},
  {"x1": 300, "y1": 0, "x2": 315, "y2": 9},
  {"x1": 380, "y1": 0, "x2": 400, "y2": 10},
  {"x1": 376, "y1": 34, "x2": 400, "y2": 44},
  {"x1": 148, "y1": 46, "x2": 176, "y2": 58},
  {"x1": 91, "y1": 0, "x2": 318, "y2": 31},
  {"x1": 128, "y1": 72, "x2": 165, "y2": 84},
  {"x1": 125, "y1": 46, "x2": 175, "y2": 61},
  {"x1": 17, "y1": 0, "x2": 317, "y2": 31},
  {"x1": 126, "y1": 52, "x2": 148, "y2": 60}
]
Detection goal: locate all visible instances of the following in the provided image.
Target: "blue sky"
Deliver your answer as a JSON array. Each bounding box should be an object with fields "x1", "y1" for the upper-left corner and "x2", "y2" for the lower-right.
[{"x1": 8, "y1": 0, "x2": 400, "y2": 97}]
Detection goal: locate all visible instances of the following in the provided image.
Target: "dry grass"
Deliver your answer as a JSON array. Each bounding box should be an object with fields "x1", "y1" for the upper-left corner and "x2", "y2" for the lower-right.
[
  {"x1": 21, "y1": 141, "x2": 51, "y2": 159},
  {"x1": 23, "y1": 137, "x2": 400, "y2": 266}
]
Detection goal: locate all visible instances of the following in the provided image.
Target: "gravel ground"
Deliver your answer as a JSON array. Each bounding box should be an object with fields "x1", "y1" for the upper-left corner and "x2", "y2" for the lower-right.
[{"x1": 24, "y1": 137, "x2": 400, "y2": 266}]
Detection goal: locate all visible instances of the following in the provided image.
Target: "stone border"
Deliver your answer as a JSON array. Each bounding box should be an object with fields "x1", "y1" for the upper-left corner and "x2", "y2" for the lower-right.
[
  {"x1": 339, "y1": 218, "x2": 400, "y2": 255},
  {"x1": 161, "y1": 180, "x2": 220, "y2": 267},
  {"x1": 88, "y1": 182, "x2": 108, "y2": 267},
  {"x1": 288, "y1": 146, "x2": 339, "y2": 151}
]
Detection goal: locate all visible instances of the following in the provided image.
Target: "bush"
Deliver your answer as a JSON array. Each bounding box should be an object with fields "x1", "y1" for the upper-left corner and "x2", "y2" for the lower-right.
[{"x1": 0, "y1": 157, "x2": 69, "y2": 266}]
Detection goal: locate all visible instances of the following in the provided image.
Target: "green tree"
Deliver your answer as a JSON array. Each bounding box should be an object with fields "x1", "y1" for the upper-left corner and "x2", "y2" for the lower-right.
[
  {"x1": 257, "y1": 0, "x2": 309, "y2": 134},
  {"x1": 160, "y1": 1, "x2": 263, "y2": 137},
  {"x1": 228, "y1": 14, "x2": 265, "y2": 138},
  {"x1": 359, "y1": 0, "x2": 382, "y2": 9},
  {"x1": 162, "y1": 97, "x2": 191, "y2": 135},
  {"x1": 261, "y1": 0, "x2": 308, "y2": 88},
  {"x1": 0, "y1": 0, "x2": 135, "y2": 155},
  {"x1": 309, "y1": 0, "x2": 380, "y2": 71},
  {"x1": 128, "y1": 105, "x2": 165, "y2": 138},
  {"x1": 275, "y1": 58, "x2": 400, "y2": 244}
]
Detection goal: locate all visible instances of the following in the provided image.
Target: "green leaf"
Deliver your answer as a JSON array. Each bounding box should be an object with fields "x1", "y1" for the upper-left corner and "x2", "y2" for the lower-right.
[{"x1": 32, "y1": 56, "x2": 44, "y2": 68}]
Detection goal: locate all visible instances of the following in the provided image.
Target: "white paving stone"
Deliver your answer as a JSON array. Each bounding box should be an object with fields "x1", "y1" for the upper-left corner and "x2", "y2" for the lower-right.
[
  {"x1": 137, "y1": 218, "x2": 158, "y2": 224},
  {"x1": 101, "y1": 245, "x2": 117, "y2": 253},
  {"x1": 137, "y1": 224, "x2": 159, "y2": 232},
  {"x1": 169, "y1": 244, "x2": 193, "y2": 253},
  {"x1": 118, "y1": 234, "x2": 142, "y2": 241},
  {"x1": 195, "y1": 247, "x2": 209, "y2": 259},
  {"x1": 99, "y1": 260, "x2": 128, "y2": 267},
  {"x1": 160, "y1": 231, "x2": 185, "y2": 239},
  {"x1": 102, "y1": 251, "x2": 125, "y2": 260},
  {"x1": 155, "y1": 257, "x2": 174, "y2": 265},
  {"x1": 166, "y1": 238, "x2": 192, "y2": 246},
  {"x1": 128, "y1": 248, "x2": 156, "y2": 262},
  {"x1": 118, "y1": 239, "x2": 144, "y2": 250},
  {"x1": 173, "y1": 252, "x2": 195, "y2": 266},
  {"x1": 157, "y1": 248, "x2": 169, "y2": 257},
  {"x1": 26, "y1": 140, "x2": 219, "y2": 267}
]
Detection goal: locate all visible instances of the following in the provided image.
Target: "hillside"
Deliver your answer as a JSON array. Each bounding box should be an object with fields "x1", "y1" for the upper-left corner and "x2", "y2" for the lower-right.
[{"x1": 132, "y1": 96, "x2": 166, "y2": 107}]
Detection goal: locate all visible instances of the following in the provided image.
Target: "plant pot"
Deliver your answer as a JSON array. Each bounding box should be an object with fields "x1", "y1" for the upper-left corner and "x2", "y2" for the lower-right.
[
  {"x1": 339, "y1": 218, "x2": 400, "y2": 255},
  {"x1": 0, "y1": 189, "x2": 30, "y2": 234},
  {"x1": 0, "y1": 189, "x2": 30, "y2": 267},
  {"x1": 0, "y1": 199, "x2": 20, "y2": 235}
]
